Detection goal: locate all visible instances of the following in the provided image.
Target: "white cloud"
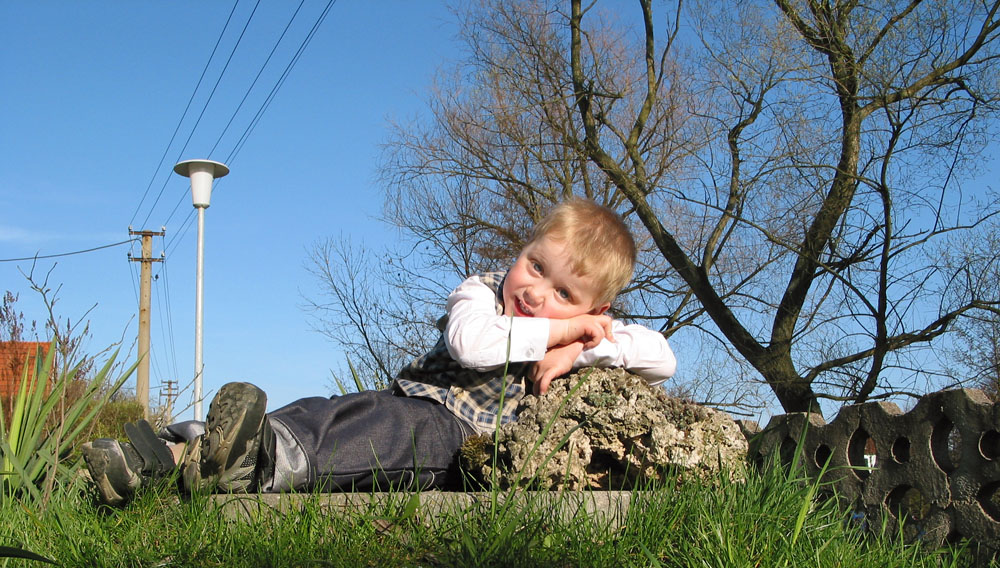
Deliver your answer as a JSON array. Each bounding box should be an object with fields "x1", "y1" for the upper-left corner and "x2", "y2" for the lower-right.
[
  {"x1": 0, "y1": 225, "x2": 55, "y2": 245},
  {"x1": 0, "y1": 225, "x2": 126, "y2": 249}
]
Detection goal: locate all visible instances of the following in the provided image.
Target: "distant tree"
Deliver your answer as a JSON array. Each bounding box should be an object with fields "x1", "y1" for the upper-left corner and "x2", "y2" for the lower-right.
[
  {"x1": 305, "y1": 238, "x2": 442, "y2": 390},
  {"x1": 1, "y1": 291, "x2": 39, "y2": 345},
  {"x1": 8, "y1": 264, "x2": 100, "y2": 381},
  {"x1": 949, "y1": 315, "x2": 1000, "y2": 398},
  {"x1": 940, "y1": 223, "x2": 1000, "y2": 398},
  {"x1": 308, "y1": 0, "x2": 1000, "y2": 414}
]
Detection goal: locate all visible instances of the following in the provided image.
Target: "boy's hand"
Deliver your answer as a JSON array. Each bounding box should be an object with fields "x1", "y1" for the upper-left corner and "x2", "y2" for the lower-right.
[
  {"x1": 532, "y1": 342, "x2": 585, "y2": 395},
  {"x1": 548, "y1": 314, "x2": 614, "y2": 350}
]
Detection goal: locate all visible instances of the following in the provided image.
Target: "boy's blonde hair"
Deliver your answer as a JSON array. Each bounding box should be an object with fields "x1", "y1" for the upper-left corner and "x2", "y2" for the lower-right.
[{"x1": 528, "y1": 198, "x2": 636, "y2": 308}]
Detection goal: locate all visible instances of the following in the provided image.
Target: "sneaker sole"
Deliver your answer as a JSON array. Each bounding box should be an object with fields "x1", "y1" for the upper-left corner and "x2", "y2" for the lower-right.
[{"x1": 200, "y1": 382, "x2": 267, "y2": 493}]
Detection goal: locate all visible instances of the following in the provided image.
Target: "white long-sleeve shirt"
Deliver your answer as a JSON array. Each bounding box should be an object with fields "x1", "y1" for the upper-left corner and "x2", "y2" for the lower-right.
[
  {"x1": 393, "y1": 273, "x2": 677, "y2": 432},
  {"x1": 443, "y1": 274, "x2": 676, "y2": 385}
]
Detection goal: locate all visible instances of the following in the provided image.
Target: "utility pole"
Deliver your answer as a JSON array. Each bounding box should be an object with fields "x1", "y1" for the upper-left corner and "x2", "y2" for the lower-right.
[
  {"x1": 129, "y1": 228, "x2": 164, "y2": 420},
  {"x1": 160, "y1": 379, "x2": 177, "y2": 422}
]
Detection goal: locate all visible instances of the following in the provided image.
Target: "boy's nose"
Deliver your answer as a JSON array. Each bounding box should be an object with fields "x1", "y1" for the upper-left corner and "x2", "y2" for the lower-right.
[{"x1": 524, "y1": 288, "x2": 542, "y2": 307}]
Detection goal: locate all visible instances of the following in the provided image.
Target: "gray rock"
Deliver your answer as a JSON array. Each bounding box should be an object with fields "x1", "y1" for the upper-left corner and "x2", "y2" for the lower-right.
[{"x1": 461, "y1": 367, "x2": 748, "y2": 489}]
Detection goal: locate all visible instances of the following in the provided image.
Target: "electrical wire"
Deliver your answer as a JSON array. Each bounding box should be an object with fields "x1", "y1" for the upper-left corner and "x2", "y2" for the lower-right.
[
  {"x1": 126, "y1": 252, "x2": 142, "y2": 321},
  {"x1": 160, "y1": 0, "x2": 336, "y2": 258},
  {"x1": 129, "y1": 0, "x2": 242, "y2": 229},
  {"x1": 150, "y1": 337, "x2": 166, "y2": 390},
  {"x1": 149, "y1": 0, "x2": 264, "y2": 231},
  {"x1": 226, "y1": 0, "x2": 336, "y2": 165},
  {"x1": 125, "y1": 1, "x2": 339, "y2": 404},
  {"x1": 0, "y1": 239, "x2": 137, "y2": 262},
  {"x1": 170, "y1": 0, "x2": 324, "y2": 229},
  {"x1": 208, "y1": 0, "x2": 308, "y2": 158},
  {"x1": 160, "y1": 261, "x2": 181, "y2": 385},
  {"x1": 152, "y1": 269, "x2": 170, "y2": 387},
  {"x1": 163, "y1": 207, "x2": 198, "y2": 257}
]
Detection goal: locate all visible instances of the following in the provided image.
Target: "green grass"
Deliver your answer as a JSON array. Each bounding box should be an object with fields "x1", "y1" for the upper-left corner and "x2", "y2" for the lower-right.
[
  {"x1": 0, "y1": 463, "x2": 977, "y2": 567},
  {"x1": 0, "y1": 346, "x2": 979, "y2": 566}
]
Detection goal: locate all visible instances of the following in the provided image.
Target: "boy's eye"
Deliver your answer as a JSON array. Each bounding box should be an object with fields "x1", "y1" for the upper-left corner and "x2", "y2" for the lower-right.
[
  {"x1": 557, "y1": 289, "x2": 571, "y2": 301},
  {"x1": 531, "y1": 261, "x2": 543, "y2": 273}
]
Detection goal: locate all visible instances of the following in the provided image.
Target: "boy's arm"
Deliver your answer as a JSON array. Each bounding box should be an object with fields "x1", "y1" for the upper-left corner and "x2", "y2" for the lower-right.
[
  {"x1": 444, "y1": 276, "x2": 551, "y2": 369},
  {"x1": 531, "y1": 341, "x2": 585, "y2": 395},
  {"x1": 532, "y1": 321, "x2": 675, "y2": 394},
  {"x1": 546, "y1": 315, "x2": 614, "y2": 350},
  {"x1": 444, "y1": 275, "x2": 618, "y2": 371},
  {"x1": 574, "y1": 320, "x2": 677, "y2": 385}
]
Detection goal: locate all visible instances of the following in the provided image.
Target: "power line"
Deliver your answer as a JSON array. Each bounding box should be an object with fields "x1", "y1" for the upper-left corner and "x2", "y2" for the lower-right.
[
  {"x1": 123, "y1": 1, "x2": 339, "y2": 405},
  {"x1": 129, "y1": 0, "x2": 242, "y2": 229},
  {"x1": 163, "y1": 207, "x2": 198, "y2": 257},
  {"x1": 161, "y1": 0, "x2": 337, "y2": 257},
  {"x1": 141, "y1": 0, "x2": 263, "y2": 231},
  {"x1": 226, "y1": 0, "x2": 337, "y2": 165},
  {"x1": 160, "y1": 188, "x2": 194, "y2": 240},
  {"x1": 159, "y1": 261, "x2": 181, "y2": 387},
  {"x1": 0, "y1": 239, "x2": 137, "y2": 263},
  {"x1": 126, "y1": 251, "x2": 142, "y2": 378},
  {"x1": 208, "y1": 0, "x2": 308, "y2": 158}
]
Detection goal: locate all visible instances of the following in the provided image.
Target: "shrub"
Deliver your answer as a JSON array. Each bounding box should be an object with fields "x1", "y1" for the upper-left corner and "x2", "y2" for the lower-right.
[
  {"x1": 87, "y1": 399, "x2": 145, "y2": 441},
  {"x1": 0, "y1": 341, "x2": 134, "y2": 505}
]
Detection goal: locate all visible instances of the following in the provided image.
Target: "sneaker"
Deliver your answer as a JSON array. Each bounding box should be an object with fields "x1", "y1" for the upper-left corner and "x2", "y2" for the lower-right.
[
  {"x1": 189, "y1": 382, "x2": 268, "y2": 493},
  {"x1": 82, "y1": 420, "x2": 177, "y2": 506},
  {"x1": 81, "y1": 439, "x2": 145, "y2": 506}
]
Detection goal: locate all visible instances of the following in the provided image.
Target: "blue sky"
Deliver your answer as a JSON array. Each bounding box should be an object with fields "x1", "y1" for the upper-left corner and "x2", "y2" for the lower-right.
[
  {"x1": 4, "y1": 2, "x2": 999, "y2": 425},
  {"x1": 1, "y1": 1, "x2": 460, "y2": 415}
]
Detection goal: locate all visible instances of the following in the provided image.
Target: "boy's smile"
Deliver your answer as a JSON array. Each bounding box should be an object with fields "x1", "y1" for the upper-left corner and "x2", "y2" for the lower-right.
[{"x1": 502, "y1": 236, "x2": 609, "y2": 320}]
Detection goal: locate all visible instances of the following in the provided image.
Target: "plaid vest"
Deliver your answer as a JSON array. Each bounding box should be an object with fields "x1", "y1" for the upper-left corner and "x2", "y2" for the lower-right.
[{"x1": 392, "y1": 271, "x2": 530, "y2": 433}]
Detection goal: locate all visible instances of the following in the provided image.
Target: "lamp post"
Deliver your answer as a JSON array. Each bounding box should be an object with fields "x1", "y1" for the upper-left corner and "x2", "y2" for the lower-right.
[{"x1": 172, "y1": 159, "x2": 229, "y2": 421}]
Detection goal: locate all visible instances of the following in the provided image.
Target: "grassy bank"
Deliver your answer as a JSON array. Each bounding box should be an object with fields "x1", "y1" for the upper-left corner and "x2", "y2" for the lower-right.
[{"x1": 0, "y1": 464, "x2": 974, "y2": 568}]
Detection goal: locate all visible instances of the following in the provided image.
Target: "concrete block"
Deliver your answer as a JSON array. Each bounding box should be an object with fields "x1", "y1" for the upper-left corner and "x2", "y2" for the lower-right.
[{"x1": 755, "y1": 388, "x2": 1000, "y2": 557}]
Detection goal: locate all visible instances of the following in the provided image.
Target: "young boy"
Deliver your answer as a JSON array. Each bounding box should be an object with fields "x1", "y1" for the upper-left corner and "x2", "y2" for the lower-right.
[{"x1": 83, "y1": 198, "x2": 676, "y2": 502}]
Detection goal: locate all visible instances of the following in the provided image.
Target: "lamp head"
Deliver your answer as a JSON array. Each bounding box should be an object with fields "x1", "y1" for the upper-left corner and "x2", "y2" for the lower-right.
[{"x1": 173, "y1": 159, "x2": 230, "y2": 208}]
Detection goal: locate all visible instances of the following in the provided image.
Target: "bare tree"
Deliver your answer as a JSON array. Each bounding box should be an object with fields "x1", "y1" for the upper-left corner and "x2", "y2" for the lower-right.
[
  {"x1": 305, "y1": 237, "x2": 445, "y2": 389},
  {"x1": 940, "y1": 221, "x2": 1000, "y2": 397},
  {"x1": 309, "y1": 0, "x2": 707, "y2": 390},
  {"x1": 568, "y1": 0, "x2": 1000, "y2": 413},
  {"x1": 948, "y1": 313, "x2": 1000, "y2": 398},
  {"x1": 308, "y1": 0, "x2": 1000, "y2": 414},
  {"x1": 18, "y1": 263, "x2": 100, "y2": 381},
  {"x1": 2, "y1": 264, "x2": 110, "y2": 422}
]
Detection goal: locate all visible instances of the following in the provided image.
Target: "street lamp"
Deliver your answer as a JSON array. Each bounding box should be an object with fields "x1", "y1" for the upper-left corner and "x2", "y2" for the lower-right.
[{"x1": 173, "y1": 159, "x2": 229, "y2": 421}]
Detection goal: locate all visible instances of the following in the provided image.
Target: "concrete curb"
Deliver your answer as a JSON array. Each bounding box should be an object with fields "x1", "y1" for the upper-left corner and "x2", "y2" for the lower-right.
[{"x1": 211, "y1": 491, "x2": 635, "y2": 528}]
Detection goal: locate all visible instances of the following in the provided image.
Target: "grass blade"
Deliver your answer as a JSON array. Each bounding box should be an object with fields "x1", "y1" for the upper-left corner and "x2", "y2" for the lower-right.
[{"x1": 0, "y1": 545, "x2": 56, "y2": 564}]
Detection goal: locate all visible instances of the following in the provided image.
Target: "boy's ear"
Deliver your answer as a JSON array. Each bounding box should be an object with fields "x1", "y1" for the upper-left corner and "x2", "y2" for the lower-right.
[{"x1": 590, "y1": 302, "x2": 611, "y2": 316}]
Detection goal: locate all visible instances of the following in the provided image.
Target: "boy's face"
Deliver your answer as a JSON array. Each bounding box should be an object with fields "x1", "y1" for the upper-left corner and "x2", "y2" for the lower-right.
[{"x1": 502, "y1": 236, "x2": 610, "y2": 320}]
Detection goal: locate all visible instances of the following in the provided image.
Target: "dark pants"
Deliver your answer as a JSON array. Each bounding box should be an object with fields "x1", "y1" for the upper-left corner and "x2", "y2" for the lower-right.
[{"x1": 265, "y1": 390, "x2": 472, "y2": 492}]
